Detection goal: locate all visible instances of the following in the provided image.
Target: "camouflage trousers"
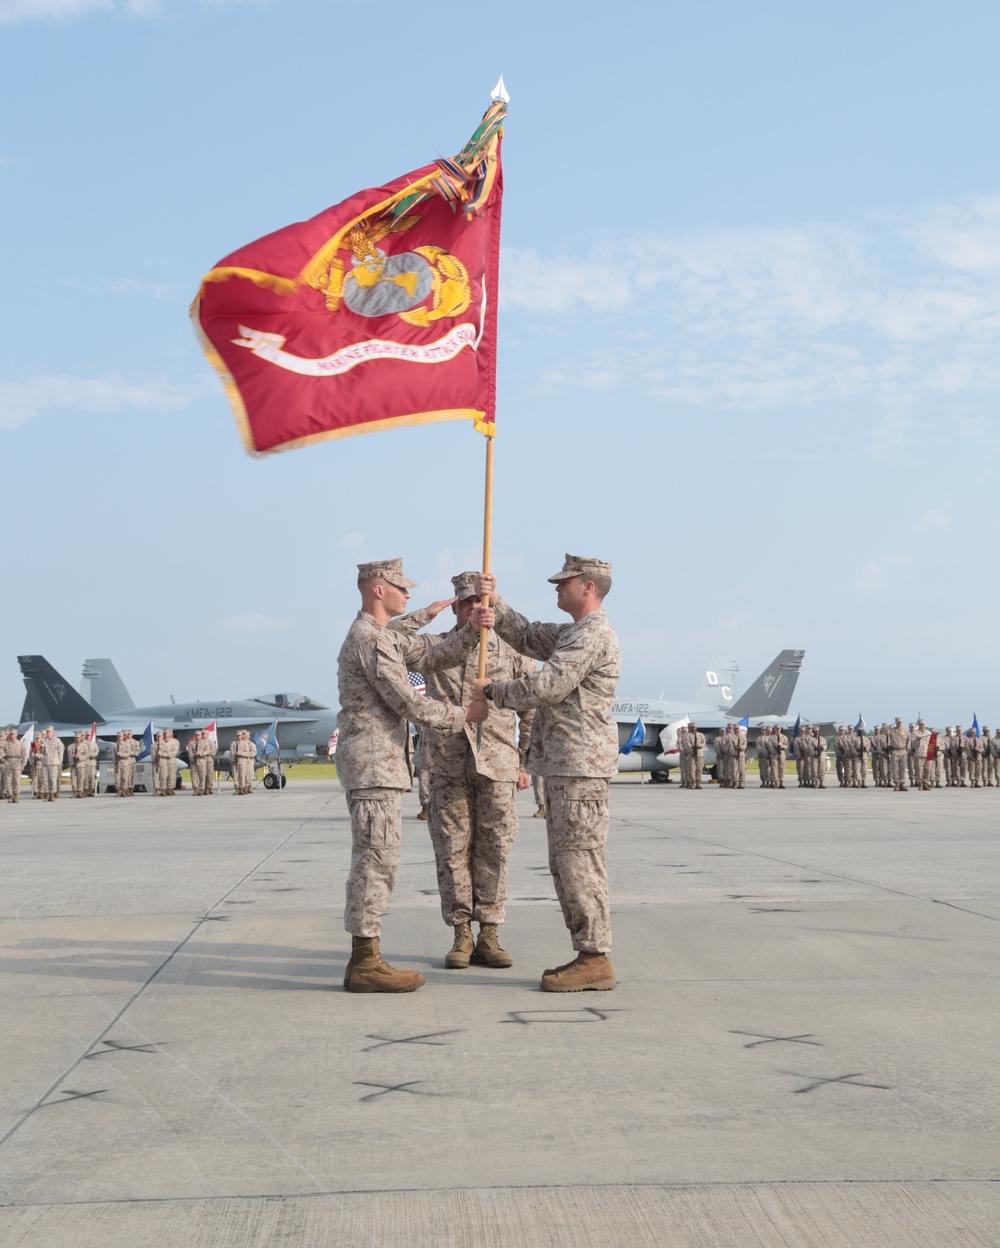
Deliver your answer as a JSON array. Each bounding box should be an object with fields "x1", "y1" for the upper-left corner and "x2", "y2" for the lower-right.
[
  {"x1": 416, "y1": 768, "x2": 429, "y2": 809},
  {"x1": 853, "y1": 757, "x2": 866, "y2": 786},
  {"x1": 344, "y1": 787, "x2": 402, "y2": 938},
  {"x1": 71, "y1": 764, "x2": 89, "y2": 795},
  {"x1": 39, "y1": 763, "x2": 61, "y2": 797},
  {"x1": 116, "y1": 760, "x2": 135, "y2": 793},
  {"x1": 544, "y1": 777, "x2": 612, "y2": 954},
  {"x1": 532, "y1": 774, "x2": 545, "y2": 807},
  {"x1": 234, "y1": 761, "x2": 254, "y2": 791},
  {"x1": 155, "y1": 761, "x2": 175, "y2": 793},
  {"x1": 889, "y1": 751, "x2": 908, "y2": 787},
  {"x1": 428, "y1": 759, "x2": 517, "y2": 926}
]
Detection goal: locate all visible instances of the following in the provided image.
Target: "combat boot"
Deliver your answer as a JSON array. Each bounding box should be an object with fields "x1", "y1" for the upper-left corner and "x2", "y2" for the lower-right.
[
  {"x1": 471, "y1": 923, "x2": 513, "y2": 968},
  {"x1": 540, "y1": 952, "x2": 616, "y2": 993},
  {"x1": 344, "y1": 936, "x2": 424, "y2": 993},
  {"x1": 445, "y1": 922, "x2": 474, "y2": 969},
  {"x1": 532, "y1": 806, "x2": 546, "y2": 819},
  {"x1": 417, "y1": 806, "x2": 430, "y2": 821}
]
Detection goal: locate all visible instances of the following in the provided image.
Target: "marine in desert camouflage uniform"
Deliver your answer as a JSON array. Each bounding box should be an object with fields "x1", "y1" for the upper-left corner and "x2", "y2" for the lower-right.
[
  {"x1": 677, "y1": 726, "x2": 693, "y2": 787},
  {"x1": 906, "y1": 723, "x2": 919, "y2": 788},
  {"x1": 338, "y1": 558, "x2": 491, "y2": 994},
  {"x1": 81, "y1": 731, "x2": 99, "y2": 796},
  {"x1": 772, "y1": 727, "x2": 788, "y2": 788},
  {"x1": 968, "y1": 729, "x2": 986, "y2": 788},
  {"x1": 795, "y1": 728, "x2": 814, "y2": 787},
  {"x1": 67, "y1": 731, "x2": 89, "y2": 797},
  {"x1": 834, "y1": 727, "x2": 850, "y2": 786},
  {"x1": 473, "y1": 555, "x2": 621, "y2": 994},
  {"x1": 200, "y1": 731, "x2": 218, "y2": 794},
  {"x1": 155, "y1": 728, "x2": 181, "y2": 796},
  {"x1": 37, "y1": 726, "x2": 65, "y2": 801},
  {"x1": 532, "y1": 774, "x2": 546, "y2": 817},
  {"x1": 988, "y1": 728, "x2": 1000, "y2": 787},
  {"x1": 734, "y1": 726, "x2": 747, "y2": 789},
  {"x1": 2, "y1": 730, "x2": 26, "y2": 802},
  {"x1": 394, "y1": 572, "x2": 535, "y2": 970},
  {"x1": 814, "y1": 727, "x2": 828, "y2": 788},
  {"x1": 855, "y1": 728, "x2": 869, "y2": 787},
  {"x1": 231, "y1": 731, "x2": 257, "y2": 795},
  {"x1": 756, "y1": 727, "x2": 773, "y2": 787},
  {"x1": 888, "y1": 718, "x2": 909, "y2": 791},
  {"x1": 114, "y1": 729, "x2": 140, "y2": 796}
]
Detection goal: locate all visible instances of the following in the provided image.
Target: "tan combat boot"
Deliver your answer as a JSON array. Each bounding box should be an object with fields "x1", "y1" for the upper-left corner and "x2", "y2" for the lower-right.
[
  {"x1": 471, "y1": 922, "x2": 513, "y2": 968},
  {"x1": 540, "y1": 952, "x2": 616, "y2": 993},
  {"x1": 417, "y1": 806, "x2": 430, "y2": 821},
  {"x1": 445, "y1": 922, "x2": 475, "y2": 969},
  {"x1": 344, "y1": 936, "x2": 424, "y2": 993}
]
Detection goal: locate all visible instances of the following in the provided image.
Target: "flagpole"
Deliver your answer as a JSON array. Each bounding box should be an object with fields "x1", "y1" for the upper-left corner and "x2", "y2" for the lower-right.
[{"x1": 476, "y1": 435, "x2": 495, "y2": 748}]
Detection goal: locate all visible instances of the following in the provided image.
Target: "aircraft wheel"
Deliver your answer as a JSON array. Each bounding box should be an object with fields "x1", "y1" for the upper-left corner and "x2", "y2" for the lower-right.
[
  {"x1": 280, "y1": 775, "x2": 287, "y2": 789},
  {"x1": 263, "y1": 773, "x2": 278, "y2": 790}
]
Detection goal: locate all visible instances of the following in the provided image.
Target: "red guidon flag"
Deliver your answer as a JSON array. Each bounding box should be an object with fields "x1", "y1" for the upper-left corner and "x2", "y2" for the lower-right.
[{"x1": 192, "y1": 96, "x2": 506, "y2": 455}]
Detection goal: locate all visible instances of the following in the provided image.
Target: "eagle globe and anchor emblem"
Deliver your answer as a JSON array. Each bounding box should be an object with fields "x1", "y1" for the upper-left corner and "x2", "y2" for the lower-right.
[{"x1": 315, "y1": 215, "x2": 472, "y2": 327}]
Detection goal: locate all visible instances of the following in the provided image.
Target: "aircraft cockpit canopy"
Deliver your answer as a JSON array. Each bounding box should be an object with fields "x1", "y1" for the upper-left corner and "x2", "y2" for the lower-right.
[{"x1": 251, "y1": 693, "x2": 329, "y2": 711}]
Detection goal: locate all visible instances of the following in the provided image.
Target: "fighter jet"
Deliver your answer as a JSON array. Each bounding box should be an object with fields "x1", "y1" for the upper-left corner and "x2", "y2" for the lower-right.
[
  {"x1": 16, "y1": 655, "x2": 338, "y2": 765},
  {"x1": 614, "y1": 649, "x2": 806, "y2": 781}
]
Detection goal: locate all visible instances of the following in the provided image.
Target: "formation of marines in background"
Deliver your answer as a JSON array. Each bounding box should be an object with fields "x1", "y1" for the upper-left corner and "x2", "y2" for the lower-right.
[
  {"x1": 676, "y1": 719, "x2": 1000, "y2": 791},
  {"x1": 0, "y1": 725, "x2": 258, "y2": 799}
]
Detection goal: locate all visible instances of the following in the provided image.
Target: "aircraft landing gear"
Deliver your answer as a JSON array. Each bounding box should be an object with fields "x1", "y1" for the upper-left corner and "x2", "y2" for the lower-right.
[{"x1": 263, "y1": 772, "x2": 287, "y2": 790}]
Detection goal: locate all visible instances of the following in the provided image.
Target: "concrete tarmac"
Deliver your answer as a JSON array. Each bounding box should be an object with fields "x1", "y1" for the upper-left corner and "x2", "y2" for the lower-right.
[{"x1": 1, "y1": 776, "x2": 998, "y2": 1246}]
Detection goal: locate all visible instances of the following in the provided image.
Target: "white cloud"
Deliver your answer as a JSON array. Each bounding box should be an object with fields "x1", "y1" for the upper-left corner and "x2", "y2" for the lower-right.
[
  {"x1": 212, "y1": 612, "x2": 289, "y2": 640},
  {"x1": 918, "y1": 509, "x2": 951, "y2": 531},
  {"x1": 0, "y1": 374, "x2": 192, "y2": 430},
  {"x1": 0, "y1": 0, "x2": 267, "y2": 21},
  {"x1": 0, "y1": 0, "x2": 113, "y2": 21},
  {"x1": 502, "y1": 200, "x2": 1000, "y2": 417},
  {"x1": 102, "y1": 277, "x2": 175, "y2": 300},
  {"x1": 859, "y1": 551, "x2": 913, "y2": 592}
]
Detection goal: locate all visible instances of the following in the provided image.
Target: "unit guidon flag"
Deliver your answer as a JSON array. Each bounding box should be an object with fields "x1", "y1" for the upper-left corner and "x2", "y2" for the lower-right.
[{"x1": 192, "y1": 99, "x2": 505, "y2": 455}]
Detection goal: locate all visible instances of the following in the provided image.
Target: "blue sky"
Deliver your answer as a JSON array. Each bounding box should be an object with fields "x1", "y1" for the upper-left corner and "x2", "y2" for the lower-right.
[{"x1": 2, "y1": 0, "x2": 999, "y2": 728}]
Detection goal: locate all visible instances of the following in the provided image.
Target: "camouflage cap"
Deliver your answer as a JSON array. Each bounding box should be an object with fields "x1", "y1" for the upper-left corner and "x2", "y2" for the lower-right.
[
  {"x1": 357, "y1": 557, "x2": 417, "y2": 589},
  {"x1": 451, "y1": 571, "x2": 480, "y2": 601},
  {"x1": 547, "y1": 553, "x2": 612, "y2": 583}
]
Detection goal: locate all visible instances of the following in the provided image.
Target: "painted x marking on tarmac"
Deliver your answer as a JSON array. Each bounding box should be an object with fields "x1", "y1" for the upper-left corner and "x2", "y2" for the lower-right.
[
  {"x1": 785, "y1": 1071, "x2": 891, "y2": 1094},
  {"x1": 361, "y1": 1029, "x2": 463, "y2": 1051},
  {"x1": 731, "y1": 1030, "x2": 822, "y2": 1048},
  {"x1": 353, "y1": 1081, "x2": 445, "y2": 1102}
]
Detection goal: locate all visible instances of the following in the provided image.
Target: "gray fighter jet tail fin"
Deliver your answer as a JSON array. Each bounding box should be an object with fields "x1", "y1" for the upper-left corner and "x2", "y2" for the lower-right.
[
  {"x1": 691, "y1": 657, "x2": 740, "y2": 711},
  {"x1": 728, "y1": 650, "x2": 805, "y2": 719},
  {"x1": 80, "y1": 658, "x2": 135, "y2": 714},
  {"x1": 17, "y1": 655, "x2": 106, "y2": 726}
]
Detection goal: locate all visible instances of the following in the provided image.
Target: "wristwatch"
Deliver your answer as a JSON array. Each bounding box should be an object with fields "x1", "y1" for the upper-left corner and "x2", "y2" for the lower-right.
[{"x1": 482, "y1": 684, "x2": 494, "y2": 701}]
